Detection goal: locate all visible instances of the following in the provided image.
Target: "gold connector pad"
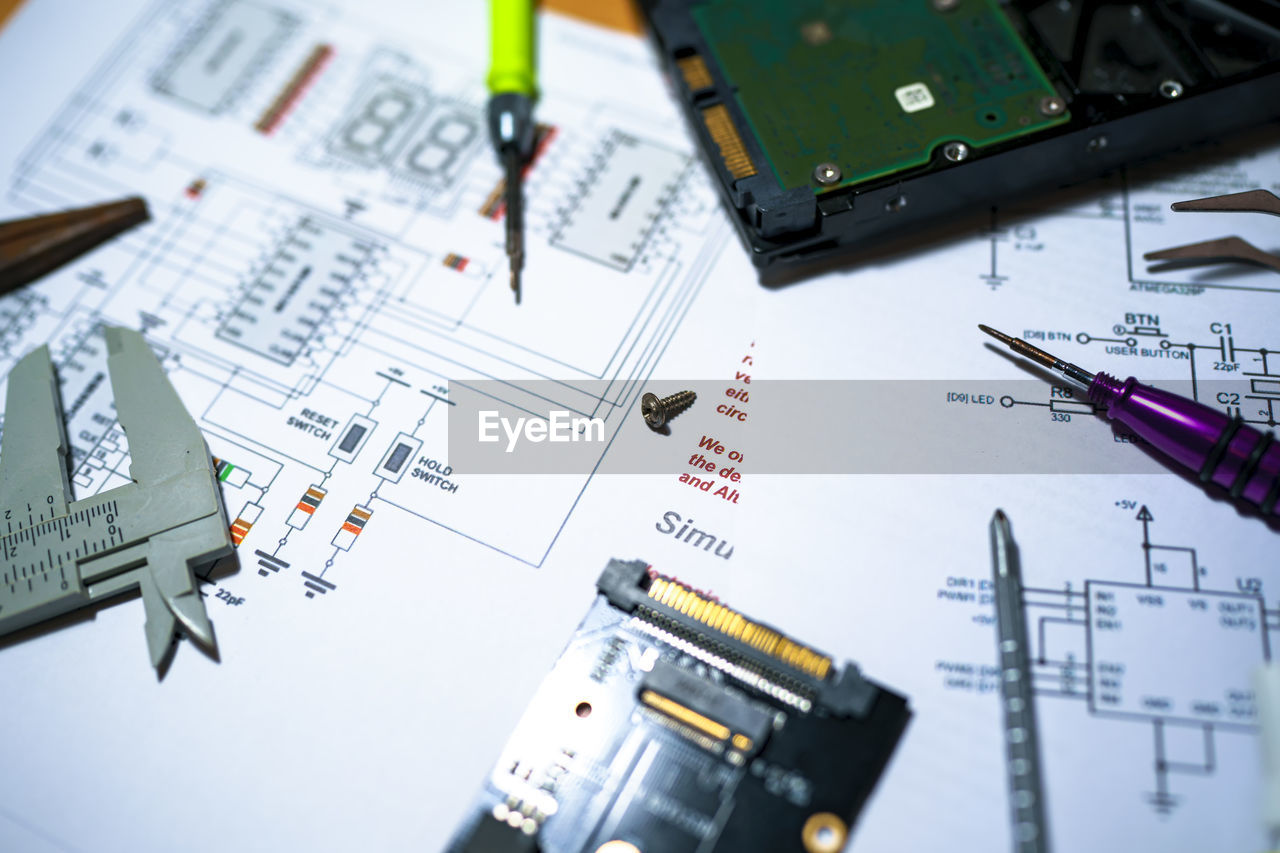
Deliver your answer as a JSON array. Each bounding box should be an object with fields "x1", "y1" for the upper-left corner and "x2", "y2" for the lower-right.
[
  {"x1": 700, "y1": 104, "x2": 756, "y2": 180},
  {"x1": 676, "y1": 54, "x2": 714, "y2": 92},
  {"x1": 646, "y1": 577, "x2": 832, "y2": 680},
  {"x1": 640, "y1": 689, "x2": 730, "y2": 742}
]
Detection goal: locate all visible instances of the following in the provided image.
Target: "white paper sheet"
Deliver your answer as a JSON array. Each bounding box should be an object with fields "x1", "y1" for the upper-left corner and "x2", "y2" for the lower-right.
[{"x1": 0, "y1": 2, "x2": 1276, "y2": 851}]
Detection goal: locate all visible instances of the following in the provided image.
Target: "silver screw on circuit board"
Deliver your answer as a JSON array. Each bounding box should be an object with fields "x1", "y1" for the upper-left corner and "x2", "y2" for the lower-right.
[
  {"x1": 812, "y1": 162, "x2": 842, "y2": 186},
  {"x1": 1038, "y1": 95, "x2": 1066, "y2": 116},
  {"x1": 943, "y1": 141, "x2": 970, "y2": 162},
  {"x1": 641, "y1": 390, "x2": 696, "y2": 429}
]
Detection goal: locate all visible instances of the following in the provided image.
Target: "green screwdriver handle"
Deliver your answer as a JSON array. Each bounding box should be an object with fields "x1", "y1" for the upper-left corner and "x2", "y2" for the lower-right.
[{"x1": 488, "y1": 0, "x2": 537, "y2": 98}]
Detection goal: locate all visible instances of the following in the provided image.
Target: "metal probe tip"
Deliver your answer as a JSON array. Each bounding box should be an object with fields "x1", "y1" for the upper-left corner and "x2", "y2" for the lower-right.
[
  {"x1": 979, "y1": 323, "x2": 1097, "y2": 391},
  {"x1": 977, "y1": 324, "x2": 1015, "y2": 346},
  {"x1": 978, "y1": 323, "x2": 1051, "y2": 363},
  {"x1": 978, "y1": 323, "x2": 1056, "y2": 366}
]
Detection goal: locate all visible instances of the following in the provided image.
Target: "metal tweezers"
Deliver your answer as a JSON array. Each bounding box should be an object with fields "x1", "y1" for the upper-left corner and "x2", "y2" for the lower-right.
[{"x1": 1144, "y1": 188, "x2": 1280, "y2": 274}]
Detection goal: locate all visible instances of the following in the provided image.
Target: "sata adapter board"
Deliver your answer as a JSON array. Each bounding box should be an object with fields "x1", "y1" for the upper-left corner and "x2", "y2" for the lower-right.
[
  {"x1": 642, "y1": 0, "x2": 1280, "y2": 273},
  {"x1": 447, "y1": 559, "x2": 909, "y2": 853}
]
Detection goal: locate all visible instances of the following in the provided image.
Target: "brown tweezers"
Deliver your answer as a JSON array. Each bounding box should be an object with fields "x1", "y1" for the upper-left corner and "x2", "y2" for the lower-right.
[
  {"x1": 0, "y1": 197, "x2": 150, "y2": 294},
  {"x1": 1144, "y1": 189, "x2": 1280, "y2": 274}
]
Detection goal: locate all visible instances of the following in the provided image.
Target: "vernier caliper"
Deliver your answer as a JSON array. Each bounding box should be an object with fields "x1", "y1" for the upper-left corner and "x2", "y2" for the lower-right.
[{"x1": 0, "y1": 327, "x2": 232, "y2": 669}]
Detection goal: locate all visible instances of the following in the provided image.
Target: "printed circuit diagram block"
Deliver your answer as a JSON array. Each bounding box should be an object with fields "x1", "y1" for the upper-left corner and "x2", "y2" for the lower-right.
[{"x1": 1087, "y1": 581, "x2": 1264, "y2": 725}]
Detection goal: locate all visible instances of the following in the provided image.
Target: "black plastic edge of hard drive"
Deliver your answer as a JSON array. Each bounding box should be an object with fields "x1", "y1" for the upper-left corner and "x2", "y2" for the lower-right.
[{"x1": 639, "y1": 0, "x2": 1280, "y2": 275}]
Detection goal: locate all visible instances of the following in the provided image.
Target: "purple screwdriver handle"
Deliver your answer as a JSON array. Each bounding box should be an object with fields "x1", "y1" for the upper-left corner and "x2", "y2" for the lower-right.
[{"x1": 1089, "y1": 373, "x2": 1280, "y2": 516}]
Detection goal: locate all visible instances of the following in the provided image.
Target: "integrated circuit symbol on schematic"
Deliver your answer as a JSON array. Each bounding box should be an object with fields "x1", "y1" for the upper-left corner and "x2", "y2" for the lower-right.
[
  {"x1": 549, "y1": 130, "x2": 690, "y2": 272},
  {"x1": 1016, "y1": 506, "x2": 1268, "y2": 815},
  {"x1": 1086, "y1": 581, "x2": 1263, "y2": 725},
  {"x1": 216, "y1": 217, "x2": 376, "y2": 366},
  {"x1": 151, "y1": 0, "x2": 299, "y2": 116}
]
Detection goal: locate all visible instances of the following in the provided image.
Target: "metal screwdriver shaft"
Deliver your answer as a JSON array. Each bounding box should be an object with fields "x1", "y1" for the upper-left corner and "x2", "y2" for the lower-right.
[
  {"x1": 487, "y1": 0, "x2": 537, "y2": 304},
  {"x1": 979, "y1": 325, "x2": 1280, "y2": 516},
  {"x1": 990, "y1": 510, "x2": 1050, "y2": 853},
  {"x1": 503, "y1": 145, "x2": 525, "y2": 300}
]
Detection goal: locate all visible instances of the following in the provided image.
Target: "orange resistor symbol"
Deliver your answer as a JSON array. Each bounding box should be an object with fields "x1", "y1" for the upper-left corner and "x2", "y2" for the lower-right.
[
  {"x1": 287, "y1": 485, "x2": 326, "y2": 530},
  {"x1": 332, "y1": 504, "x2": 372, "y2": 551},
  {"x1": 229, "y1": 502, "x2": 263, "y2": 547}
]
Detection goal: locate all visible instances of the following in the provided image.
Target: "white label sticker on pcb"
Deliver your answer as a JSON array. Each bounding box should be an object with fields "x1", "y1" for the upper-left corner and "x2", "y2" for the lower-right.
[{"x1": 894, "y1": 82, "x2": 935, "y2": 113}]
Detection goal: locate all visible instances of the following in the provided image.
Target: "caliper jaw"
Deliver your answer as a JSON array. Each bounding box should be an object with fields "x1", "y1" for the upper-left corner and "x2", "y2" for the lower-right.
[
  {"x1": 104, "y1": 328, "x2": 232, "y2": 668},
  {"x1": 0, "y1": 327, "x2": 234, "y2": 670},
  {"x1": 0, "y1": 342, "x2": 71, "y2": 521}
]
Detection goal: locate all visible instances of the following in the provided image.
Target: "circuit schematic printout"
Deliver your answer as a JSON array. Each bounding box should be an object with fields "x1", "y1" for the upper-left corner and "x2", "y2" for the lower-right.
[{"x1": 0, "y1": 1, "x2": 1277, "y2": 851}]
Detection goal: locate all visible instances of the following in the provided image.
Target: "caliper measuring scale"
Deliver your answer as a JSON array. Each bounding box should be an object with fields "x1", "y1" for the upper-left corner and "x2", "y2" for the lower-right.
[{"x1": 978, "y1": 325, "x2": 1280, "y2": 518}]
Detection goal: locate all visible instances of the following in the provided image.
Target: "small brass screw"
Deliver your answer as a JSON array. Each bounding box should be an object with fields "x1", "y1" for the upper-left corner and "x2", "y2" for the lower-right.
[{"x1": 641, "y1": 390, "x2": 696, "y2": 428}]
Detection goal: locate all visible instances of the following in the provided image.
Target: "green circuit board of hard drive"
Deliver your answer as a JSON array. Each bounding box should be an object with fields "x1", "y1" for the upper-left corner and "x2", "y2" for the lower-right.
[{"x1": 691, "y1": 0, "x2": 1069, "y2": 192}]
